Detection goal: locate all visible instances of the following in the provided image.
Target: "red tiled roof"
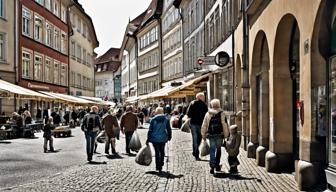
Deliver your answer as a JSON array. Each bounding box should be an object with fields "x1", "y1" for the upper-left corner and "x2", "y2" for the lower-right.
[
  {"x1": 95, "y1": 48, "x2": 121, "y2": 72},
  {"x1": 141, "y1": 0, "x2": 163, "y2": 27}
]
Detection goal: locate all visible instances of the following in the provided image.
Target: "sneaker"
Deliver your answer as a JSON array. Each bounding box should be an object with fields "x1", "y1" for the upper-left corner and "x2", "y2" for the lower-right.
[{"x1": 210, "y1": 168, "x2": 215, "y2": 174}]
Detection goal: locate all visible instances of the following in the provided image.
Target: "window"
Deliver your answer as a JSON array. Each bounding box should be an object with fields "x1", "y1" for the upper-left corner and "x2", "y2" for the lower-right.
[
  {"x1": 53, "y1": 0, "x2": 59, "y2": 17},
  {"x1": 71, "y1": 71, "x2": 75, "y2": 86},
  {"x1": 83, "y1": 49, "x2": 87, "y2": 64},
  {"x1": 77, "y1": 74, "x2": 81, "y2": 87},
  {"x1": 22, "y1": 51, "x2": 31, "y2": 78},
  {"x1": 0, "y1": 0, "x2": 4, "y2": 18},
  {"x1": 61, "y1": 4, "x2": 66, "y2": 22},
  {"x1": 71, "y1": 41, "x2": 75, "y2": 59},
  {"x1": 61, "y1": 32, "x2": 67, "y2": 54},
  {"x1": 45, "y1": 57, "x2": 52, "y2": 83},
  {"x1": 83, "y1": 24, "x2": 87, "y2": 38},
  {"x1": 22, "y1": 8, "x2": 31, "y2": 36},
  {"x1": 45, "y1": 0, "x2": 51, "y2": 10},
  {"x1": 54, "y1": 28, "x2": 60, "y2": 50},
  {"x1": 77, "y1": 17, "x2": 81, "y2": 33},
  {"x1": 0, "y1": 33, "x2": 5, "y2": 61},
  {"x1": 76, "y1": 44, "x2": 81, "y2": 62},
  {"x1": 34, "y1": 54, "x2": 43, "y2": 81},
  {"x1": 45, "y1": 22, "x2": 53, "y2": 46},
  {"x1": 35, "y1": 0, "x2": 44, "y2": 6},
  {"x1": 87, "y1": 53, "x2": 91, "y2": 66},
  {"x1": 60, "y1": 63, "x2": 67, "y2": 86},
  {"x1": 54, "y1": 60, "x2": 60, "y2": 84}
]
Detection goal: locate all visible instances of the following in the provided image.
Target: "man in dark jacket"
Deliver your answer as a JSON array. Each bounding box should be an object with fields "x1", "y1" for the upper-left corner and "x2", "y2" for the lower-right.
[
  {"x1": 81, "y1": 106, "x2": 102, "y2": 162},
  {"x1": 120, "y1": 105, "x2": 138, "y2": 154},
  {"x1": 102, "y1": 110, "x2": 119, "y2": 155},
  {"x1": 187, "y1": 92, "x2": 208, "y2": 160},
  {"x1": 146, "y1": 107, "x2": 172, "y2": 173}
]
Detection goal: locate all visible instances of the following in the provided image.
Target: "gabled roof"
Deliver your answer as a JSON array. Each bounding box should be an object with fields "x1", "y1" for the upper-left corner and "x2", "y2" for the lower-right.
[
  {"x1": 95, "y1": 48, "x2": 120, "y2": 64},
  {"x1": 140, "y1": 0, "x2": 163, "y2": 27}
]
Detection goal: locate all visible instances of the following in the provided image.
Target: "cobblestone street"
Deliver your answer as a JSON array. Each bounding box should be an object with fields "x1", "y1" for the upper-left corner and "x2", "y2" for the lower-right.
[{"x1": 1, "y1": 128, "x2": 319, "y2": 192}]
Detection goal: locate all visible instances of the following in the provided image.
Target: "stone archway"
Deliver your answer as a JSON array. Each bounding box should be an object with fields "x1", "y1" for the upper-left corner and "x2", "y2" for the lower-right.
[
  {"x1": 248, "y1": 31, "x2": 270, "y2": 166},
  {"x1": 266, "y1": 14, "x2": 300, "y2": 173}
]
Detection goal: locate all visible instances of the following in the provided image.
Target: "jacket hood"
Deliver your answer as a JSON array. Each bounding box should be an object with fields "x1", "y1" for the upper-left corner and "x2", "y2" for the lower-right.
[
  {"x1": 208, "y1": 108, "x2": 223, "y2": 115},
  {"x1": 152, "y1": 114, "x2": 167, "y2": 122}
]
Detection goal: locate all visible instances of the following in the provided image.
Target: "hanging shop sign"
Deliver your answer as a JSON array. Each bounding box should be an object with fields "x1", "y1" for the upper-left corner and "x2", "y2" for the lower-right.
[{"x1": 215, "y1": 51, "x2": 230, "y2": 67}]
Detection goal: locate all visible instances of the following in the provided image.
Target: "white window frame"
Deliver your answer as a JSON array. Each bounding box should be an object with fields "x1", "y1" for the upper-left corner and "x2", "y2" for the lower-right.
[
  {"x1": 45, "y1": 0, "x2": 51, "y2": 10},
  {"x1": 53, "y1": 0, "x2": 59, "y2": 17},
  {"x1": 61, "y1": 4, "x2": 66, "y2": 23},
  {"x1": 45, "y1": 57, "x2": 52, "y2": 83},
  {"x1": 22, "y1": 8, "x2": 31, "y2": 37},
  {"x1": 45, "y1": 21, "x2": 53, "y2": 47},
  {"x1": 60, "y1": 63, "x2": 67, "y2": 86},
  {"x1": 34, "y1": 14, "x2": 43, "y2": 42},
  {"x1": 53, "y1": 60, "x2": 60, "y2": 84},
  {"x1": 34, "y1": 53, "x2": 43, "y2": 81},
  {"x1": 0, "y1": 0, "x2": 5, "y2": 19},
  {"x1": 22, "y1": 50, "x2": 32, "y2": 79},
  {"x1": 54, "y1": 27, "x2": 60, "y2": 51},
  {"x1": 61, "y1": 31, "x2": 67, "y2": 54}
]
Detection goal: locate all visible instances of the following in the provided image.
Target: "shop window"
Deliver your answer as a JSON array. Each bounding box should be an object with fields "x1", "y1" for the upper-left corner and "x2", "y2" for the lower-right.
[{"x1": 219, "y1": 67, "x2": 234, "y2": 111}]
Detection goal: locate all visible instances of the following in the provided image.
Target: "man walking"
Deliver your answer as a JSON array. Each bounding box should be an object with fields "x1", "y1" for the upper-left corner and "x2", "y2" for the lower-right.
[
  {"x1": 187, "y1": 92, "x2": 208, "y2": 160},
  {"x1": 120, "y1": 105, "x2": 138, "y2": 155},
  {"x1": 81, "y1": 106, "x2": 102, "y2": 162},
  {"x1": 102, "y1": 110, "x2": 119, "y2": 155},
  {"x1": 146, "y1": 107, "x2": 172, "y2": 173}
]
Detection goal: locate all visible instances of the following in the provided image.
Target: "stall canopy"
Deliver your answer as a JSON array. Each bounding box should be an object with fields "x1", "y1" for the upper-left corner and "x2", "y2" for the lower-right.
[
  {"x1": 125, "y1": 96, "x2": 140, "y2": 104},
  {"x1": 40, "y1": 91, "x2": 94, "y2": 105},
  {"x1": 149, "y1": 73, "x2": 211, "y2": 99},
  {"x1": 79, "y1": 96, "x2": 116, "y2": 107},
  {"x1": 0, "y1": 79, "x2": 53, "y2": 100}
]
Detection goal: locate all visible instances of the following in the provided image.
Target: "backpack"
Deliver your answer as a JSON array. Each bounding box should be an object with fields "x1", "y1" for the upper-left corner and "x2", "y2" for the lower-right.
[
  {"x1": 208, "y1": 112, "x2": 223, "y2": 135},
  {"x1": 86, "y1": 114, "x2": 96, "y2": 131}
]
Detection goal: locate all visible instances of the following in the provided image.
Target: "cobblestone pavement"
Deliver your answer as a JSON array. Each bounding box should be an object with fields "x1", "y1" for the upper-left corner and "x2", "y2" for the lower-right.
[{"x1": 2, "y1": 128, "x2": 325, "y2": 192}]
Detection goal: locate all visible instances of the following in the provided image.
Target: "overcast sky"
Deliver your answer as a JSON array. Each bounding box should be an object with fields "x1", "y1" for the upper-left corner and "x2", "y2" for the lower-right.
[{"x1": 79, "y1": 0, "x2": 151, "y2": 57}]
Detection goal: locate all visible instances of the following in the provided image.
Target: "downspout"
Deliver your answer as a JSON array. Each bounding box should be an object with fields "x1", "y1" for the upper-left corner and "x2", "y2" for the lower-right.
[
  {"x1": 14, "y1": 0, "x2": 19, "y2": 111},
  {"x1": 242, "y1": 0, "x2": 250, "y2": 150},
  {"x1": 158, "y1": 17, "x2": 163, "y2": 88},
  {"x1": 67, "y1": 1, "x2": 76, "y2": 95}
]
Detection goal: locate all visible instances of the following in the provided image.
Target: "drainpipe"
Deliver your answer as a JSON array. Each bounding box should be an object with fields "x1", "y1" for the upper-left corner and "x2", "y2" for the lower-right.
[
  {"x1": 242, "y1": 0, "x2": 250, "y2": 150},
  {"x1": 14, "y1": 0, "x2": 19, "y2": 111}
]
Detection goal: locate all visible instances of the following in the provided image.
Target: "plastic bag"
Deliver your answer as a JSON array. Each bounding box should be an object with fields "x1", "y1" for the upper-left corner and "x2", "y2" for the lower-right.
[
  {"x1": 181, "y1": 118, "x2": 191, "y2": 133},
  {"x1": 129, "y1": 131, "x2": 142, "y2": 151},
  {"x1": 135, "y1": 144, "x2": 152, "y2": 166},
  {"x1": 96, "y1": 130, "x2": 105, "y2": 143},
  {"x1": 200, "y1": 140, "x2": 210, "y2": 156}
]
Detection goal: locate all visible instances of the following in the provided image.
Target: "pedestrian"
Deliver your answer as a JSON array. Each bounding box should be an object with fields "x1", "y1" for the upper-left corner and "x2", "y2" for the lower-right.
[
  {"x1": 186, "y1": 92, "x2": 208, "y2": 160},
  {"x1": 43, "y1": 117, "x2": 55, "y2": 153},
  {"x1": 43, "y1": 108, "x2": 49, "y2": 124},
  {"x1": 120, "y1": 105, "x2": 138, "y2": 155},
  {"x1": 146, "y1": 107, "x2": 172, "y2": 173},
  {"x1": 225, "y1": 125, "x2": 241, "y2": 173},
  {"x1": 201, "y1": 99, "x2": 229, "y2": 174},
  {"x1": 71, "y1": 109, "x2": 78, "y2": 126},
  {"x1": 81, "y1": 106, "x2": 102, "y2": 162},
  {"x1": 23, "y1": 110, "x2": 32, "y2": 125},
  {"x1": 102, "y1": 110, "x2": 119, "y2": 155},
  {"x1": 36, "y1": 108, "x2": 42, "y2": 120}
]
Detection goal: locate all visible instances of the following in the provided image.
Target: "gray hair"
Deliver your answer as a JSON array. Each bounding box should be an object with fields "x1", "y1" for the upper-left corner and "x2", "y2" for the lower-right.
[
  {"x1": 210, "y1": 99, "x2": 221, "y2": 109},
  {"x1": 155, "y1": 107, "x2": 164, "y2": 115}
]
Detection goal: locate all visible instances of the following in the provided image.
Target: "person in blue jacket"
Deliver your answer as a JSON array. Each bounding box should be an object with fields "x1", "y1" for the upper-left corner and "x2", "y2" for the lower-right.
[{"x1": 146, "y1": 107, "x2": 172, "y2": 173}]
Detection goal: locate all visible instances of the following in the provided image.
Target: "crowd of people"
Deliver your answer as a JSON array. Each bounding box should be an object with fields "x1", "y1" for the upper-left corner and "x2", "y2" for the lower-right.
[{"x1": 78, "y1": 92, "x2": 241, "y2": 175}]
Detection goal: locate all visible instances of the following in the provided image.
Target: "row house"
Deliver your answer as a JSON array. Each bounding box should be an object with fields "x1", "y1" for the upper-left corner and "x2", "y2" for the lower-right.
[
  {"x1": 69, "y1": 1, "x2": 99, "y2": 97},
  {"x1": 0, "y1": 0, "x2": 16, "y2": 114},
  {"x1": 161, "y1": 0, "x2": 183, "y2": 86},
  {"x1": 120, "y1": 11, "x2": 146, "y2": 102},
  {"x1": 136, "y1": 0, "x2": 163, "y2": 97},
  {"x1": 94, "y1": 48, "x2": 121, "y2": 102},
  {"x1": 178, "y1": 0, "x2": 336, "y2": 190}
]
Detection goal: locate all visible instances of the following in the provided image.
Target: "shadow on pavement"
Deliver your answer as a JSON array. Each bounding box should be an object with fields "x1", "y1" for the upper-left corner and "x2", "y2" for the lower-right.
[
  {"x1": 145, "y1": 171, "x2": 184, "y2": 179},
  {"x1": 47, "y1": 149, "x2": 61, "y2": 153},
  {"x1": 214, "y1": 172, "x2": 261, "y2": 181},
  {"x1": 122, "y1": 152, "x2": 137, "y2": 157},
  {"x1": 0, "y1": 141, "x2": 11, "y2": 144},
  {"x1": 106, "y1": 154, "x2": 123, "y2": 159},
  {"x1": 87, "y1": 161, "x2": 107, "y2": 165}
]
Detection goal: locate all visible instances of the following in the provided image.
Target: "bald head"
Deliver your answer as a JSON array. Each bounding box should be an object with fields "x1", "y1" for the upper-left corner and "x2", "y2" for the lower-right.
[{"x1": 196, "y1": 92, "x2": 205, "y2": 102}]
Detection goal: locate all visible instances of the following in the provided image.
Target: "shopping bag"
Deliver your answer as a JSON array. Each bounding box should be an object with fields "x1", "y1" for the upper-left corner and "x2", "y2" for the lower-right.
[
  {"x1": 129, "y1": 131, "x2": 142, "y2": 151},
  {"x1": 200, "y1": 140, "x2": 210, "y2": 156},
  {"x1": 181, "y1": 118, "x2": 191, "y2": 133},
  {"x1": 96, "y1": 130, "x2": 105, "y2": 143},
  {"x1": 135, "y1": 144, "x2": 152, "y2": 166}
]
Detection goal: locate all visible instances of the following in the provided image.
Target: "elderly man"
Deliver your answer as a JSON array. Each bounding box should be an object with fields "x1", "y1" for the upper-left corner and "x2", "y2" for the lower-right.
[
  {"x1": 146, "y1": 107, "x2": 172, "y2": 173},
  {"x1": 81, "y1": 106, "x2": 102, "y2": 162},
  {"x1": 120, "y1": 105, "x2": 138, "y2": 155},
  {"x1": 102, "y1": 109, "x2": 120, "y2": 155},
  {"x1": 201, "y1": 99, "x2": 229, "y2": 174},
  {"x1": 187, "y1": 92, "x2": 208, "y2": 161}
]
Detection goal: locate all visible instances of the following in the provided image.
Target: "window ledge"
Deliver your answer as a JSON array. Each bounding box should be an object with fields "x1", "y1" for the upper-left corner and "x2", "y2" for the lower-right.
[
  {"x1": 0, "y1": 60, "x2": 8, "y2": 65},
  {"x1": 0, "y1": 17, "x2": 7, "y2": 22}
]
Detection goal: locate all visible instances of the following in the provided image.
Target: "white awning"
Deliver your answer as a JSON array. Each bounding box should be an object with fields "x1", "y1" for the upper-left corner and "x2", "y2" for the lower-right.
[
  {"x1": 40, "y1": 91, "x2": 94, "y2": 105},
  {"x1": 138, "y1": 71, "x2": 158, "y2": 80},
  {"x1": 79, "y1": 96, "x2": 116, "y2": 107}
]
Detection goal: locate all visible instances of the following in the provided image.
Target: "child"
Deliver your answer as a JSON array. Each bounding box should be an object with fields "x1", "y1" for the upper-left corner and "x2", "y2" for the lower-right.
[
  {"x1": 43, "y1": 117, "x2": 55, "y2": 153},
  {"x1": 225, "y1": 125, "x2": 241, "y2": 173}
]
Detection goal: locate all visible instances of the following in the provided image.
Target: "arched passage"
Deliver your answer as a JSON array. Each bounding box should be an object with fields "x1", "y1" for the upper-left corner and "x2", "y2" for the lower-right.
[
  {"x1": 266, "y1": 14, "x2": 300, "y2": 172},
  {"x1": 250, "y1": 31, "x2": 270, "y2": 166}
]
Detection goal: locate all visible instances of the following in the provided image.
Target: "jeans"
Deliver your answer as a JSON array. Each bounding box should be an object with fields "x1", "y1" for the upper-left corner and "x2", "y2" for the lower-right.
[
  {"x1": 85, "y1": 131, "x2": 97, "y2": 159},
  {"x1": 190, "y1": 124, "x2": 202, "y2": 158},
  {"x1": 105, "y1": 135, "x2": 116, "y2": 154},
  {"x1": 43, "y1": 136, "x2": 54, "y2": 151},
  {"x1": 209, "y1": 135, "x2": 223, "y2": 168},
  {"x1": 152, "y1": 142, "x2": 166, "y2": 171},
  {"x1": 125, "y1": 131, "x2": 134, "y2": 153}
]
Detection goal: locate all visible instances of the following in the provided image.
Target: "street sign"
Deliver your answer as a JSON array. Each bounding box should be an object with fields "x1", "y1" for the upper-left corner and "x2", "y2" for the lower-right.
[
  {"x1": 215, "y1": 51, "x2": 230, "y2": 67},
  {"x1": 197, "y1": 56, "x2": 215, "y2": 65}
]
